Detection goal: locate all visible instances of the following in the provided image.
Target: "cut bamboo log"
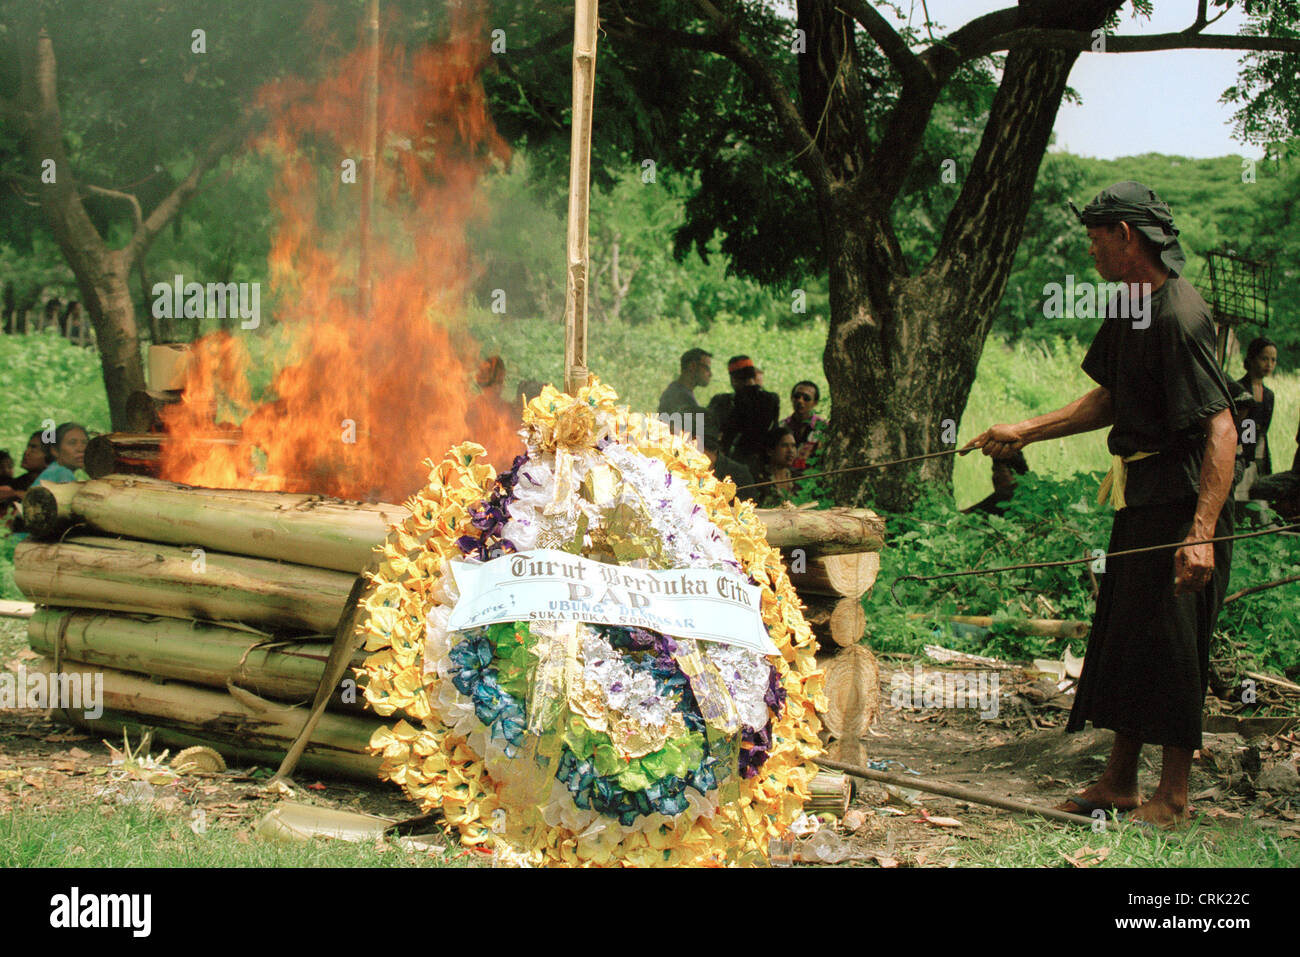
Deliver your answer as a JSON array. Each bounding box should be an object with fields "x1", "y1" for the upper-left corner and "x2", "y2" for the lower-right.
[
  {"x1": 84, "y1": 431, "x2": 242, "y2": 480},
  {"x1": 806, "y1": 771, "x2": 852, "y2": 817},
  {"x1": 20, "y1": 475, "x2": 407, "y2": 572},
  {"x1": 29, "y1": 655, "x2": 384, "y2": 780},
  {"x1": 21, "y1": 474, "x2": 878, "y2": 567},
  {"x1": 762, "y1": 507, "x2": 884, "y2": 556},
  {"x1": 820, "y1": 644, "x2": 880, "y2": 741},
  {"x1": 14, "y1": 536, "x2": 354, "y2": 633},
  {"x1": 788, "y1": 552, "x2": 879, "y2": 598},
  {"x1": 27, "y1": 609, "x2": 367, "y2": 712},
  {"x1": 803, "y1": 594, "x2": 867, "y2": 648}
]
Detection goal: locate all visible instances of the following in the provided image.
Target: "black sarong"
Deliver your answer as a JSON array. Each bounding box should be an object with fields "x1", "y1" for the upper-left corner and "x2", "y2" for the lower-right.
[{"x1": 1066, "y1": 500, "x2": 1232, "y2": 749}]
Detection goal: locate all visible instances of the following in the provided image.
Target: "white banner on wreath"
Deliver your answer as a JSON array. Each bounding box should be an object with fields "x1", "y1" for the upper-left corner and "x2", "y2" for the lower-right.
[{"x1": 446, "y1": 548, "x2": 778, "y2": 656}]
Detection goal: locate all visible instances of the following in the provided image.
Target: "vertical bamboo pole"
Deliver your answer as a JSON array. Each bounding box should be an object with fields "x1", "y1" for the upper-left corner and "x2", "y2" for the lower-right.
[
  {"x1": 563, "y1": 0, "x2": 598, "y2": 395},
  {"x1": 359, "y1": 0, "x2": 380, "y2": 322}
]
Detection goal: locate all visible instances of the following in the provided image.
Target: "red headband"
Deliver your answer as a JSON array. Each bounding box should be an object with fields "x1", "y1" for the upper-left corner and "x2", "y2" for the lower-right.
[{"x1": 727, "y1": 357, "x2": 755, "y2": 373}]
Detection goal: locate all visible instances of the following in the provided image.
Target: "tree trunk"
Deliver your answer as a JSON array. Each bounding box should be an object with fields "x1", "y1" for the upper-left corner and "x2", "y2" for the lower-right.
[{"x1": 822, "y1": 44, "x2": 1085, "y2": 511}]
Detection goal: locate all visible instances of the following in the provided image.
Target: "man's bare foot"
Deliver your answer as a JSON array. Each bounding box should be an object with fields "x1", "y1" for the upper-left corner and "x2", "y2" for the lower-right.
[
  {"x1": 1055, "y1": 783, "x2": 1141, "y2": 815},
  {"x1": 1127, "y1": 794, "x2": 1189, "y2": 830}
]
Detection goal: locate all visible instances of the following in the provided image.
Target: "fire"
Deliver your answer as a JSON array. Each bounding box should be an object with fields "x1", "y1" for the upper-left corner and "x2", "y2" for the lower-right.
[{"x1": 160, "y1": 13, "x2": 521, "y2": 503}]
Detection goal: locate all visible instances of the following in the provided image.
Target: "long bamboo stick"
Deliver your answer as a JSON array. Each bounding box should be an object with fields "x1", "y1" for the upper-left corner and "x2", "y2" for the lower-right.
[
  {"x1": 817, "y1": 757, "x2": 1095, "y2": 827},
  {"x1": 27, "y1": 609, "x2": 366, "y2": 711},
  {"x1": 562, "y1": 0, "x2": 598, "y2": 394},
  {"x1": 14, "y1": 536, "x2": 354, "y2": 632}
]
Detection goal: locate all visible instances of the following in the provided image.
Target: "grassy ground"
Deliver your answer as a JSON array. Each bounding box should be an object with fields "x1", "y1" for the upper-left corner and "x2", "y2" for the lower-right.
[
  {"x1": 948, "y1": 814, "x2": 1299, "y2": 868},
  {"x1": 0, "y1": 802, "x2": 471, "y2": 868}
]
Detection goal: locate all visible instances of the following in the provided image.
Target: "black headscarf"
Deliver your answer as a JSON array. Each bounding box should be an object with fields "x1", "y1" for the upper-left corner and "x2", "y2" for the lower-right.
[{"x1": 1069, "y1": 180, "x2": 1187, "y2": 277}]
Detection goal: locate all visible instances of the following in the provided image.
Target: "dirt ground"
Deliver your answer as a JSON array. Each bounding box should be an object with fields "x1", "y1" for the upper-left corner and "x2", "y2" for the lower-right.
[{"x1": 2, "y1": 619, "x2": 1298, "y2": 866}]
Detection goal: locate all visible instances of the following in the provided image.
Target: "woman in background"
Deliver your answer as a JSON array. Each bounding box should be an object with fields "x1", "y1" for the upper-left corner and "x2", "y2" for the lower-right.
[
  {"x1": 1234, "y1": 336, "x2": 1277, "y2": 500},
  {"x1": 32, "y1": 422, "x2": 89, "y2": 488}
]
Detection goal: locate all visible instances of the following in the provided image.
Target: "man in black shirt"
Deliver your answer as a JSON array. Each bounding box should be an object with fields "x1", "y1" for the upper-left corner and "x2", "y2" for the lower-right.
[{"x1": 968, "y1": 182, "x2": 1237, "y2": 829}]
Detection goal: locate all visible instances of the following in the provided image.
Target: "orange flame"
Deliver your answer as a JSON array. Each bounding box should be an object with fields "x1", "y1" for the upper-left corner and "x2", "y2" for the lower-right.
[{"x1": 160, "y1": 13, "x2": 520, "y2": 503}]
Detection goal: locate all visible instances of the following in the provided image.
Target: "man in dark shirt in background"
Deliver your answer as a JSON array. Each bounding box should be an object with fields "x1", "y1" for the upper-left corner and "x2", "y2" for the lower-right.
[
  {"x1": 969, "y1": 182, "x2": 1237, "y2": 829},
  {"x1": 658, "y1": 348, "x2": 712, "y2": 424}
]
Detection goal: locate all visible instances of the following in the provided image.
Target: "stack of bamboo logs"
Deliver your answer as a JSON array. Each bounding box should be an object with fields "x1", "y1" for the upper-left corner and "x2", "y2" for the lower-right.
[{"x1": 17, "y1": 474, "x2": 885, "y2": 783}]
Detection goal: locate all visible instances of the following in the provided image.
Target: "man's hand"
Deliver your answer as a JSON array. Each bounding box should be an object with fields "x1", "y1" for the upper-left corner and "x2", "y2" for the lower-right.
[
  {"x1": 963, "y1": 424, "x2": 1026, "y2": 459},
  {"x1": 1173, "y1": 537, "x2": 1214, "y2": 595}
]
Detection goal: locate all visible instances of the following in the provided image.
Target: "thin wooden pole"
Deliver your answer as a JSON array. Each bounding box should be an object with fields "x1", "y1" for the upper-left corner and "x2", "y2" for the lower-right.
[
  {"x1": 359, "y1": 0, "x2": 380, "y2": 321},
  {"x1": 817, "y1": 758, "x2": 1096, "y2": 827},
  {"x1": 563, "y1": 0, "x2": 598, "y2": 395}
]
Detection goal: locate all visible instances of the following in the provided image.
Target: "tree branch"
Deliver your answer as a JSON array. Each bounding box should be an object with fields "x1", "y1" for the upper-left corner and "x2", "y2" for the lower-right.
[
  {"x1": 604, "y1": 3, "x2": 832, "y2": 197},
  {"x1": 82, "y1": 184, "x2": 143, "y2": 230},
  {"x1": 833, "y1": 0, "x2": 930, "y2": 88},
  {"x1": 122, "y1": 114, "x2": 256, "y2": 268},
  {"x1": 995, "y1": 29, "x2": 1300, "y2": 55}
]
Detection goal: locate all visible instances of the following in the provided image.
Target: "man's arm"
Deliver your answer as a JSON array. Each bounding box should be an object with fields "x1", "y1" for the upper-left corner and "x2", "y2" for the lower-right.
[
  {"x1": 1173, "y1": 407, "x2": 1237, "y2": 595},
  {"x1": 964, "y1": 387, "x2": 1113, "y2": 458}
]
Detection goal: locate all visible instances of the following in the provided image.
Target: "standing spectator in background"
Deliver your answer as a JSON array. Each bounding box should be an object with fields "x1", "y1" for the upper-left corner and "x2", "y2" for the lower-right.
[
  {"x1": 781, "y1": 380, "x2": 828, "y2": 472},
  {"x1": 32, "y1": 422, "x2": 89, "y2": 488},
  {"x1": 1233, "y1": 336, "x2": 1276, "y2": 501},
  {"x1": 658, "y1": 348, "x2": 712, "y2": 422},
  {"x1": 708, "y1": 356, "x2": 778, "y2": 472}
]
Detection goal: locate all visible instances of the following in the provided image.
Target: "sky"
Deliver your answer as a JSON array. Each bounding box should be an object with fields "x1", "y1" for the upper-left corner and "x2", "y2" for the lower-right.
[{"x1": 918, "y1": 1, "x2": 1263, "y2": 159}]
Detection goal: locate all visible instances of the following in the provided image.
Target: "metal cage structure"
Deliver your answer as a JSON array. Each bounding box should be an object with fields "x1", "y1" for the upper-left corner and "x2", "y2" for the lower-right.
[{"x1": 1202, "y1": 249, "x2": 1272, "y2": 365}]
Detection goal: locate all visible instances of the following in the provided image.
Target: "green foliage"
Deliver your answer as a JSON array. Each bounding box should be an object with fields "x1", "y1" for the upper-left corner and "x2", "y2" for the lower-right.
[
  {"x1": 871, "y1": 473, "x2": 1112, "y2": 661},
  {"x1": 0, "y1": 331, "x2": 110, "y2": 456},
  {"x1": 870, "y1": 471, "x2": 1300, "y2": 669}
]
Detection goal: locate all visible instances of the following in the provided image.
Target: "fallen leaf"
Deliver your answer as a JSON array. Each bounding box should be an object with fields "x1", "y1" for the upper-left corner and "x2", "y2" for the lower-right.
[
  {"x1": 874, "y1": 855, "x2": 900, "y2": 868},
  {"x1": 919, "y1": 810, "x2": 961, "y2": 828},
  {"x1": 1062, "y1": 845, "x2": 1111, "y2": 868},
  {"x1": 42, "y1": 732, "x2": 89, "y2": 743},
  {"x1": 235, "y1": 829, "x2": 250, "y2": 844},
  {"x1": 67, "y1": 747, "x2": 91, "y2": 760},
  {"x1": 15, "y1": 648, "x2": 38, "y2": 661},
  {"x1": 841, "y1": 809, "x2": 868, "y2": 832},
  {"x1": 22, "y1": 774, "x2": 44, "y2": 789},
  {"x1": 308, "y1": 782, "x2": 327, "y2": 791}
]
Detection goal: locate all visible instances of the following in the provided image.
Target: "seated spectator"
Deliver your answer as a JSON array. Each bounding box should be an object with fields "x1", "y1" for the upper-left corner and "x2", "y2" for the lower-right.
[
  {"x1": 658, "y1": 348, "x2": 712, "y2": 428},
  {"x1": 0, "y1": 450, "x2": 16, "y2": 526},
  {"x1": 707, "y1": 356, "x2": 778, "y2": 473},
  {"x1": 32, "y1": 422, "x2": 89, "y2": 488},
  {"x1": 4, "y1": 429, "x2": 54, "y2": 496},
  {"x1": 751, "y1": 426, "x2": 798, "y2": 508},
  {"x1": 781, "y1": 380, "x2": 828, "y2": 473},
  {"x1": 963, "y1": 450, "x2": 1029, "y2": 515},
  {"x1": 702, "y1": 430, "x2": 753, "y2": 489}
]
